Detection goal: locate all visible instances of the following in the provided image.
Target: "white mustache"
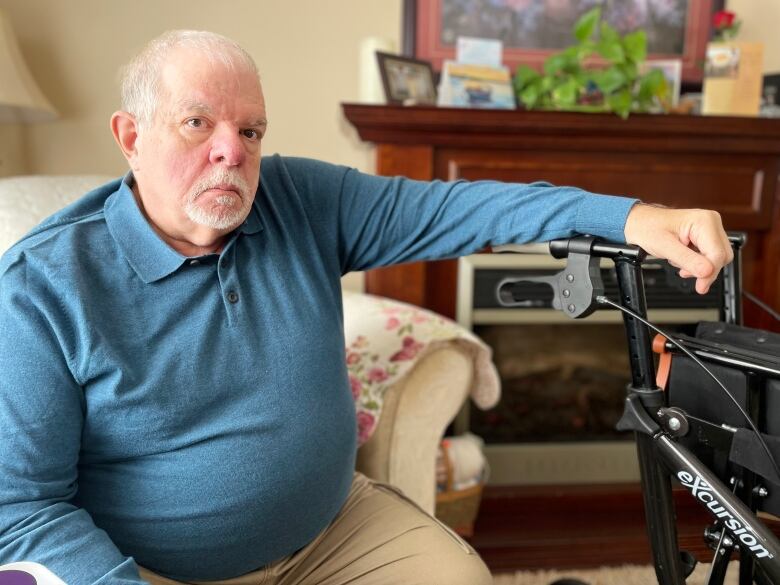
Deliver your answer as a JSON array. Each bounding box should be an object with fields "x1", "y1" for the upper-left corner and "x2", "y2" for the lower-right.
[{"x1": 189, "y1": 169, "x2": 250, "y2": 202}]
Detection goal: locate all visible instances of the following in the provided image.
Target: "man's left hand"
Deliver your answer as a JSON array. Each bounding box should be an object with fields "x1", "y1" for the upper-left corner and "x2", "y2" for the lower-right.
[{"x1": 623, "y1": 203, "x2": 733, "y2": 295}]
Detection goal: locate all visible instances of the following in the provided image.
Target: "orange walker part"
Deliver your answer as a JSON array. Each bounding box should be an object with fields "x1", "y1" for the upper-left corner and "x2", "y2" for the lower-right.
[{"x1": 653, "y1": 333, "x2": 672, "y2": 390}]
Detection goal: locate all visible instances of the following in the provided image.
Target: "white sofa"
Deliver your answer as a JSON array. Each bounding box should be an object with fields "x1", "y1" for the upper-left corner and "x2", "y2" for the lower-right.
[{"x1": 0, "y1": 174, "x2": 499, "y2": 515}]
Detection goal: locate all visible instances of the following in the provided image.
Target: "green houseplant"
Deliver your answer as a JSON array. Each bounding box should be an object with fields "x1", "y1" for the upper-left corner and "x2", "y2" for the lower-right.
[{"x1": 513, "y1": 7, "x2": 670, "y2": 118}]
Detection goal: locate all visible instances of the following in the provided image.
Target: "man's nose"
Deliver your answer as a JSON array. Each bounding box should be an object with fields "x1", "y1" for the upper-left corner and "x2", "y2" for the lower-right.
[{"x1": 209, "y1": 126, "x2": 244, "y2": 166}]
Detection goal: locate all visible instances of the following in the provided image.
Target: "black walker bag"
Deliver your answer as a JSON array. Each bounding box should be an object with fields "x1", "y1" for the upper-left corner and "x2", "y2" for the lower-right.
[{"x1": 664, "y1": 321, "x2": 780, "y2": 514}]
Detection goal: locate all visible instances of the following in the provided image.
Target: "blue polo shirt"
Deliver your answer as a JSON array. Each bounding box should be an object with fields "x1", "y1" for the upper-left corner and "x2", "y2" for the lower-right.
[{"x1": 0, "y1": 155, "x2": 635, "y2": 583}]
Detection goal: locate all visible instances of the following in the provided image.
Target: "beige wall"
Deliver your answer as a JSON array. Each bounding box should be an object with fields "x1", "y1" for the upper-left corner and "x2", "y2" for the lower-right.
[
  {"x1": 3, "y1": 1, "x2": 779, "y2": 177},
  {"x1": 0, "y1": 0, "x2": 402, "y2": 176},
  {"x1": 727, "y1": 0, "x2": 780, "y2": 73}
]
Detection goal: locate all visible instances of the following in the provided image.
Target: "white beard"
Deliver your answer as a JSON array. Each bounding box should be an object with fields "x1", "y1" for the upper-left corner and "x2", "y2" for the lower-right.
[{"x1": 184, "y1": 169, "x2": 253, "y2": 230}]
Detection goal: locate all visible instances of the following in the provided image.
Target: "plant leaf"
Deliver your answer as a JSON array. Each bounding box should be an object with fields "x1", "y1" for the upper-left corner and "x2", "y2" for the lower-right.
[
  {"x1": 552, "y1": 78, "x2": 579, "y2": 107},
  {"x1": 573, "y1": 70, "x2": 590, "y2": 88},
  {"x1": 544, "y1": 51, "x2": 572, "y2": 76},
  {"x1": 563, "y1": 46, "x2": 583, "y2": 74},
  {"x1": 618, "y1": 61, "x2": 638, "y2": 81},
  {"x1": 540, "y1": 75, "x2": 556, "y2": 92},
  {"x1": 607, "y1": 88, "x2": 633, "y2": 118},
  {"x1": 592, "y1": 67, "x2": 627, "y2": 95},
  {"x1": 520, "y1": 83, "x2": 542, "y2": 109},
  {"x1": 574, "y1": 7, "x2": 601, "y2": 43},
  {"x1": 514, "y1": 64, "x2": 540, "y2": 90},
  {"x1": 638, "y1": 69, "x2": 669, "y2": 104},
  {"x1": 577, "y1": 40, "x2": 596, "y2": 61},
  {"x1": 596, "y1": 38, "x2": 625, "y2": 63},
  {"x1": 600, "y1": 22, "x2": 619, "y2": 44},
  {"x1": 623, "y1": 30, "x2": 647, "y2": 63}
]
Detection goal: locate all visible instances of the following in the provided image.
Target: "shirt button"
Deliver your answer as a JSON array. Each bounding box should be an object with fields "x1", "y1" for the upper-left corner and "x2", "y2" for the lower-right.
[
  {"x1": 189, "y1": 259, "x2": 200, "y2": 266},
  {"x1": 227, "y1": 291, "x2": 239, "y2": 304}
]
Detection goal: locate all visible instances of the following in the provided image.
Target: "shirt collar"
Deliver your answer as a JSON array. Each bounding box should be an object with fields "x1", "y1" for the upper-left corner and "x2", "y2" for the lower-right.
[
  {"x1": 104, "y1": 173, "x2": 264, "y2": 284},
  {"x1": 104, "y1": 174, "x2": 187, "y2": 283},
  {"x1": 240, "y1": 197, "x2": 263, "y2": 236}
]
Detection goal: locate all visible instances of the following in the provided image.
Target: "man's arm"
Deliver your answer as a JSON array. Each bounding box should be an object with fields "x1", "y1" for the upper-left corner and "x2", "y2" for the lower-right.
[
  {"x1": 328, "y1": 162, "x2": 635, "y2": 268},
  {"x1": 333, "y1": 161, "x2": 731, "y2": 290},
  {"x1": 277, "y1": 157, "x2": 732, "y2": 294},
  {"x1": 0, "y1": 262, "x2": 147, "y2": 584}
]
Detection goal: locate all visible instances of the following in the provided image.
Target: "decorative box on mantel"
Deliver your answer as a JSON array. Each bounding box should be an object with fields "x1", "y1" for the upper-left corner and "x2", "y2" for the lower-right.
[{"x1": 342, "y1": 104, "x2": 780, "y2": 332}]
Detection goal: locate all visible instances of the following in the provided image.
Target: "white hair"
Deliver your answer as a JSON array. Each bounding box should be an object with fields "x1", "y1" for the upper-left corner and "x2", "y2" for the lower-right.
[{"x1": 119, "y1": 30, "x2": 260, "y2": 128}]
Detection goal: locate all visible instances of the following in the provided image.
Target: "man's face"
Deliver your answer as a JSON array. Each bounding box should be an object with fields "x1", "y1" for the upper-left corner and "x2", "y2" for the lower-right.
[{"x1": 132, "y1": 48, "x2": 267, "y2": 248}]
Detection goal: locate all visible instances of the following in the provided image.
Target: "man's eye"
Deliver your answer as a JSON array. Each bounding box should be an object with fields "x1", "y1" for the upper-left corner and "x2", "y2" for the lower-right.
[
  {"x1": 242, "y1": 129, "x2": 259, "y2": 140},
  {"x1": 186, "y1": 118, "x2": 204, "y2": 128}
]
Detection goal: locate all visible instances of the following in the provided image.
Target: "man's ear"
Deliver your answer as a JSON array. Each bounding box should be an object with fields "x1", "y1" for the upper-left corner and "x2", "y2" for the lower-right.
[{"x1": 111, "y1": 111, "x2": 141, "y2": 171}]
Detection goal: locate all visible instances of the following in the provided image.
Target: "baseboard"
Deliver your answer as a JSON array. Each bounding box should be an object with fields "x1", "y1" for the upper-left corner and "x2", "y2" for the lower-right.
[{"x1": 485, "y1": 441, "x2": 640, "y2": 485}]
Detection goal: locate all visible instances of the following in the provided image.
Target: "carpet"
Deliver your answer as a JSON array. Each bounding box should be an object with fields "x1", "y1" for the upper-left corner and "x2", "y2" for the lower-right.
[{"x1": 493, "y1": 562, "x2": 739, "y2": 585}]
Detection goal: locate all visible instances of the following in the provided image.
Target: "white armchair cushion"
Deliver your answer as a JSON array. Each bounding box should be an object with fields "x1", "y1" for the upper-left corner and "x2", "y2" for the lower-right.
[
  {"x1": 343, "y1": 290, "x2": 500, "y2": 446},
  {"x1": 0, "y1": 174, "x2": 113, "y2": 252}
]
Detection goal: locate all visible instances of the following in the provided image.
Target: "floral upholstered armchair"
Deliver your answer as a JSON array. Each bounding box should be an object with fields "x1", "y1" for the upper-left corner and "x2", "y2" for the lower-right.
[{"x1": 0, "y1": 174, "x2": 500, "y2": 515}]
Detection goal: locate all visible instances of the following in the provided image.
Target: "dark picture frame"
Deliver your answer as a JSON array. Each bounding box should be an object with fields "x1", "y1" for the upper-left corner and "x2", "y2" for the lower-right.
[
  {"x1": 403, "y1": 0, "x2": 715, "y2": 83},
  {"x1": 376, "y1": 51, "x2": 438, "y2": 105}
]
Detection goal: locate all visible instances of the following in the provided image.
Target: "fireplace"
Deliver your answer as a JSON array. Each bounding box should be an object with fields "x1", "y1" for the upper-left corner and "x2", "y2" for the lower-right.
[
  {"x1": 471, "y1": 323, "x2": 630, "y2": 444},
  {"x1": 455, "y1": 249, "x2": 721, "y2": 485}
]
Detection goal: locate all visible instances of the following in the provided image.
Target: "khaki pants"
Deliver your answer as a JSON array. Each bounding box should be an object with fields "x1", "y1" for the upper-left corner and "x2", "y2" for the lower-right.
[{"x1": 138, "y1": 473, "x2": 493, "y2": 585}]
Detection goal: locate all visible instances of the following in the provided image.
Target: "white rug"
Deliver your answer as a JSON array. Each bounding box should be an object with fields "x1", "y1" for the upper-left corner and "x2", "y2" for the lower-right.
[{"x1": 493, "y1": 562, "x2": 738, "y2": 585}]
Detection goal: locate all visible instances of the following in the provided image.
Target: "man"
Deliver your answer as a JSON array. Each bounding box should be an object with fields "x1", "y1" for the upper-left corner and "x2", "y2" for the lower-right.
[{"x1": 0, "y1": 30, "x2": 731, "y2": 585}]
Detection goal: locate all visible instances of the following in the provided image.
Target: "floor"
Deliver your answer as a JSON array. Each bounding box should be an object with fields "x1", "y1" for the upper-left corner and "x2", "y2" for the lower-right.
[
  {"x1": 467, "y1": 483, "x2": 777, "y2": 573},
  {"x1": 492, "y1": 562, "x2": 740, "y2": 585}
]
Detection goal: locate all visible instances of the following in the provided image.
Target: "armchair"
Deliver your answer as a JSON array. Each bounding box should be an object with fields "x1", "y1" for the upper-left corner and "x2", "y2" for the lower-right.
[{"x1": 0, "y1": 174, "x2": 499, "y2": 515}]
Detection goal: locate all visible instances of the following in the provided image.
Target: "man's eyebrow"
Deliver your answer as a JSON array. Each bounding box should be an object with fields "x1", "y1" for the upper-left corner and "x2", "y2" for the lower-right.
[{"x1": 176, "y1": 99, "x2": 212, "y2": 114}]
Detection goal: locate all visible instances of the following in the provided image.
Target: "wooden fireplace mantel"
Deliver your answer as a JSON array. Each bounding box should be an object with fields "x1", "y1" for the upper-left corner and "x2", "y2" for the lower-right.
[{"x1": 342, "y1": 103, "x2": 780, "y2": 329}]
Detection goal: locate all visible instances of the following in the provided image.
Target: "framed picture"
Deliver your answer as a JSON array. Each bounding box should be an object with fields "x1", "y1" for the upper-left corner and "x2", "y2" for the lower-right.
[
  {"x1": 404, "y1": 0, "x2": 715, "y2": 83},
  {"x1": 641, "y1": 59, "x2": 683, "y2": 105},
  {"x1": 438, "y1": 61, "x2": 516, "y2": 109},
  {"x1": 375, "y1": 51, "x2": 438, "y2": 105}
]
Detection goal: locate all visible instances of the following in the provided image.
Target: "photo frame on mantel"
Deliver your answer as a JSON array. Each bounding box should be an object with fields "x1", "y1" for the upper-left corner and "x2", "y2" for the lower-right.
[
  {"x1": 403, "y1": 0, "x2": 715, "y2": 83},
  {"x1": 376, "y1": 51, "x2": 438, "y2": 105}
]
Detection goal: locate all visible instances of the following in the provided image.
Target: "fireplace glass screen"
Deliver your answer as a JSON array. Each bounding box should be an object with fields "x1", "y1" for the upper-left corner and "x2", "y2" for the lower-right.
[{"x1": 470, "y1": 323, "x2": 633, "y2": 444}]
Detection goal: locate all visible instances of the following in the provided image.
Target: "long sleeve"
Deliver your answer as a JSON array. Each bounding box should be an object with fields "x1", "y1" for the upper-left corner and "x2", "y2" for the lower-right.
[
  {"x1": 0, "y1": 260, "x2": 147, "y2": 584},
  {"x1": 336, "y1": 169, "x2": 637, "y2": 273},
  {"x1": 275, "y1": 156, "x2": 637, "y2": 274}
]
